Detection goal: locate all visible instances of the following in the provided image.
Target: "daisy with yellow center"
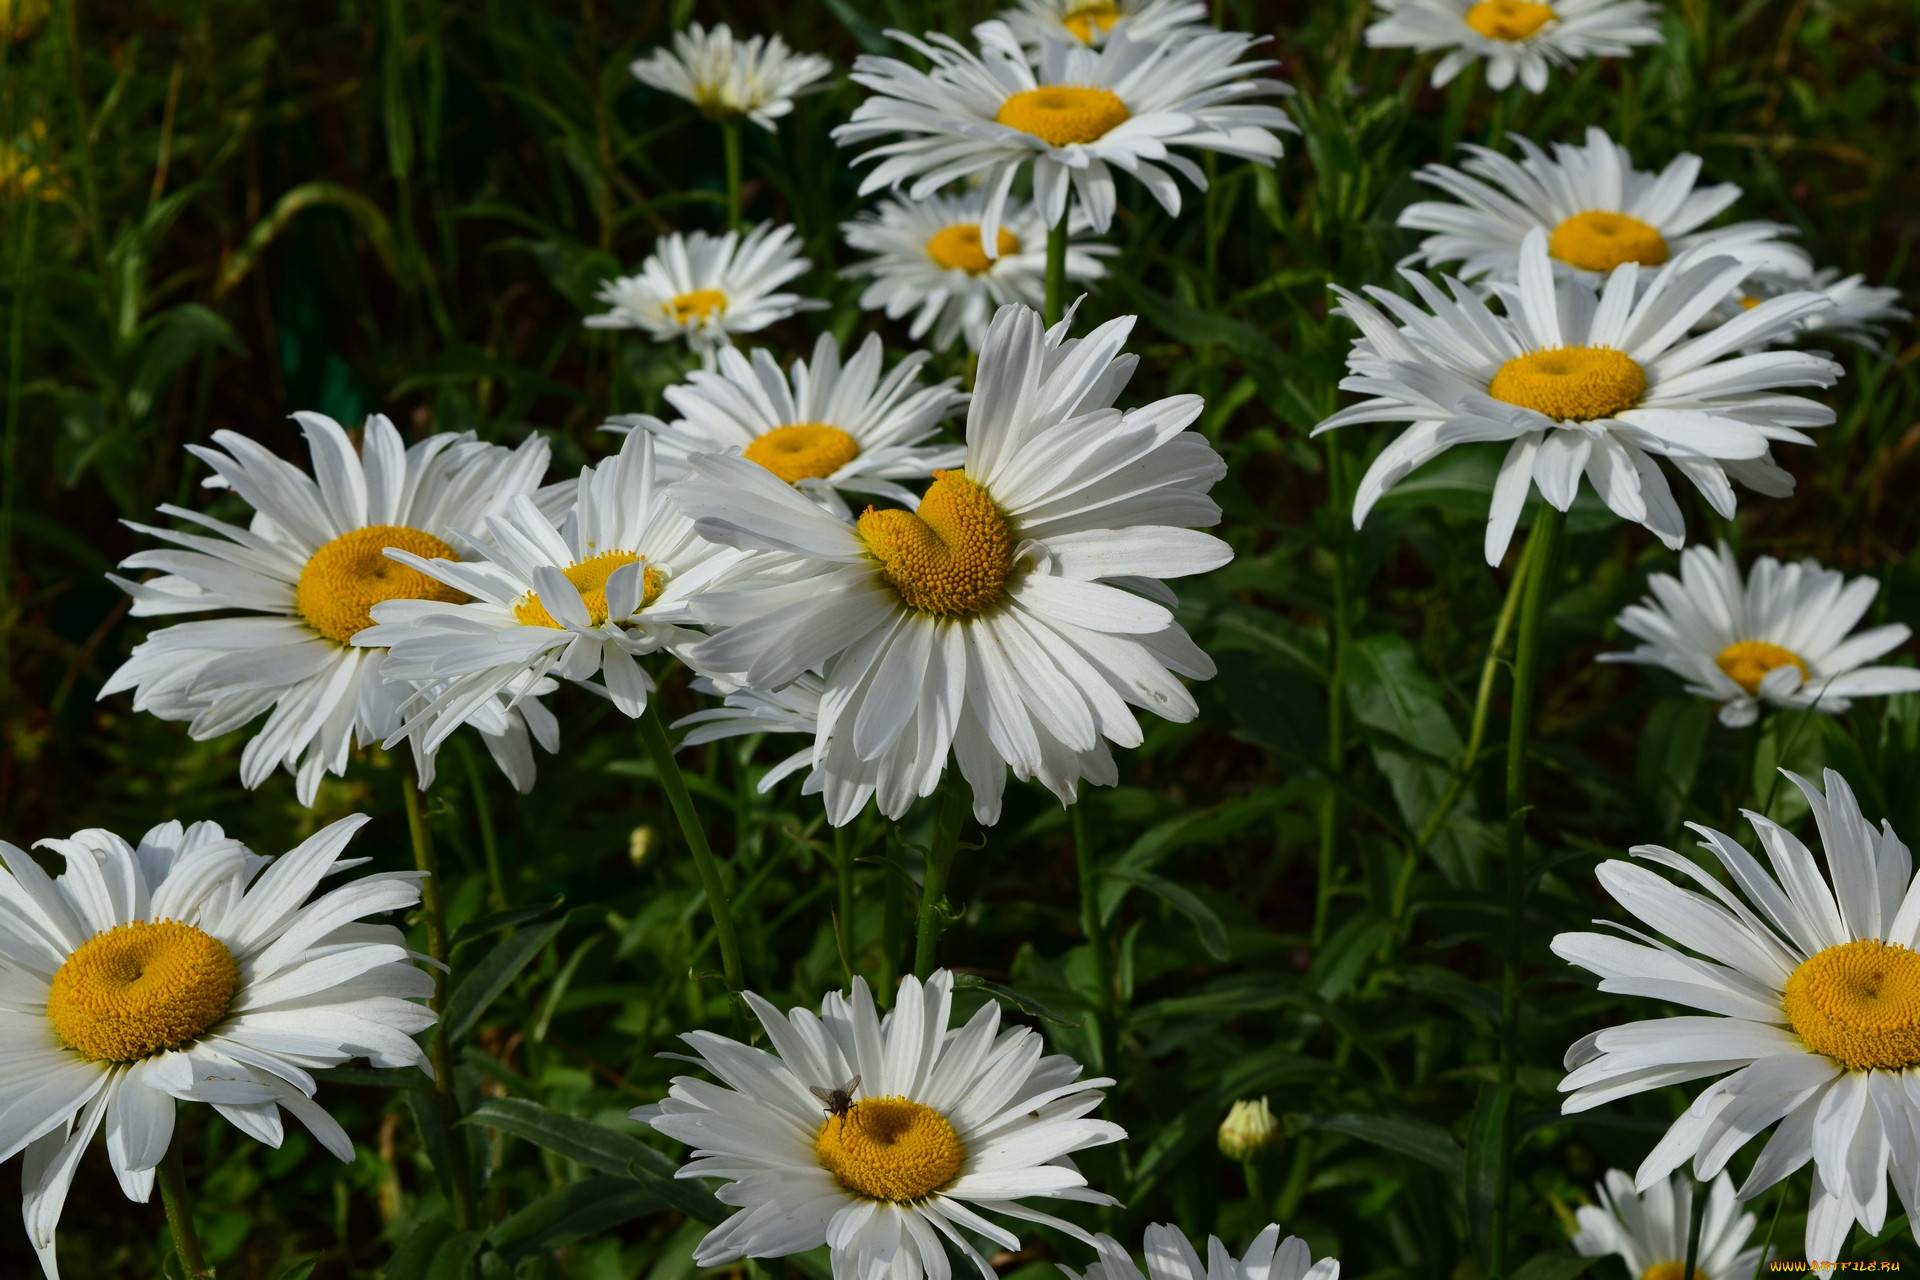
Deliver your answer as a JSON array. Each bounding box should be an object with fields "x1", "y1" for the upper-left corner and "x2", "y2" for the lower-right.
[
  {"x1": 586, "y1": 223, "x2": 824, "y2": 368},
  {"x1": 1702, "y1": 265, "x2": 1913, "y2": 351},
  {"x1": 1570, "y1": 1171, "x2": 1765, "y2": 1280},
  {"x1": 999, "y1": 0, "x2": 1210, "y2": 51},
  {"x1": 102, "y1": 411, "x2": 561, "y2": 805},
  {"x1": 1315, "y1": 228, "x2": 1841, "y2": 567},
  {"x1": 0, "y1": 816, "x2": 434, "y2": 1279},
  {"x1": 633, "y1": 970, "x2": 1124, "y2": 1280},
  {"x1": 605, "y1": 331, "x2": 966, "y2": 515},
  {"x1": 1601, "y1": 541, "x2": 1920, "y2": 728},
  {"x1": 674, "y1": 303, "x2": 1231, "y2": 827},
  {"x1": 1065, "y1": 1223, "x2": 1340, "y2": 1280},
  {"x1": 357, "y1": 429, "x2": 742, "y2": 742},
  {"x1": 835, "y1": 21, "x2": 1293, "y2": 252},
  {"x1": 1557, "y1": 768, "x2": 1920, "y2": 1262},
  {"x1": 1366, "y1": 0, "x2": 1661, "y2": 94},
  {"x1": 629, "y1": 22, "x2": 831, "y2": 131},
  {"x1": 840, "y1": 193, "x2": 1115, "y2": 352},
  {"x1": 1400, "y1": 127, "x2": 1813, "y2": 285}
]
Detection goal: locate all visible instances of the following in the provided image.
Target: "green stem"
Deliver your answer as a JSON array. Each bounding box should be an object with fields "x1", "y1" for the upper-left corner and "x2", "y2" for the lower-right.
[
  {"x1": 1276, "y1": 1134, "x2": 1315, "y2": 1221},
  {"x1": 400, "y1": 761, "x2": 477, "y2": 1231},
  {"x1": 1043, "y1": 219, "x2": 1069, "y2": 327},
  {"x1": 834, "y1": 825, "x2": 857, "y2": 981},
  {"x1": 457, "y1": 739, "x2": 507, "y2": 913},
  {"x1": 880, "y1": 861, "x2": 904, "y2": 1000},
  {"x1": 157, "y1": 1141, "x2": 214, "y2": 1280},
  {"x1": 1314, "y1": 436, "x2": 1350, "y2": 947},
  {"x1": 1073, "y1": 804, "x2": 1116, "y2": 1072},
  {"x1": 722, "y1": 119, "x2": 743, "y2": 231},
  {"x1": 1490, "y1": 504, "x2": 1563, "y2": 1278},
  {"x1": 913, "y1": 783, "x2": 970, "y2": 979},
  {"x1": 1242, "y1": 1158, "x2": 1267, "y2": 1215},
  {"x1": 1681, "y1": 1176, "x2": 1708, "y2": 1280},
  {"x1": 638, "y1": 703, "x2": 745, "y2": 993}
]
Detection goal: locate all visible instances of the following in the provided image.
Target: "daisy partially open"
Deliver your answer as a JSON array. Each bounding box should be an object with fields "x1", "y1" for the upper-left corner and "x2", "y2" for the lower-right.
[
  {"x1": 0, "y1": 815, "x2": 434, "y2": 1278},
  {"x1": 842, "y1": 193, "x2": 1114, "y2": 353},
  {"x1": 585, "y1": 223, "x2": 823, "y2": 366},
  {"x1": 1555, "y1": 768, "x2": 1920, "y2": 1261},
  {"x1": 1064, "y1": 1223, "x2": 1339, "y2": 1280},
  {"x1": 1600, "y1": 541, "x2": 1920, "y2": 727},
  {"x1": 674, "y1": 672, "x2": 826, "y2": 796},
  {"x1": 1400, "y1": 129, "x2": 1811, "y2": 286},
  {"x1": 1316, "y1": 228, "x2": 1841, "y2": 565},
  {"x1": 1365, "y1": 0, "x2": 1663, "y2": 94},
  {"x1": 633, "y1": 969, "x2": 1123, "y2": 1280},
  {"x1": 1571, "y1": 1170, "x2": 1765, "y2": 1280},
  {"x1": 672, "y1": 302, "x2": 1232, "y2": 826},
  {"x1": 101, "y1": 412, "x2": 559, "y2": 805},
  {"x1": 1709, "y1": 267, "x2": 1911, "y2": 351},
  {"x1": 834, "y1": 20, "x2": 1292, "y2": 250},
  {"x1": 605, "y1": 332, "x2": 967, "y2": 513},
  {"x1": 354, "y1": 429, "x2": 742, "y2": 744},
  {"x1": 630, "y1": 22, "x2": 832, "y2": 130},
  {"x1": 1000, "y1": 0, "x2": 1211, "y2": 50}
]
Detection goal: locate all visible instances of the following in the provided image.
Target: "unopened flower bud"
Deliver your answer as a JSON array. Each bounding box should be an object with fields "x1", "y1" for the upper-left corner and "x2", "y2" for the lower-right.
[
  {"x1": 629, "y1": 825, "x2": 656, "y2": 867},
  {"x1": 1218, "y1": 1097, "x2": 1281, "y2": 1161}
]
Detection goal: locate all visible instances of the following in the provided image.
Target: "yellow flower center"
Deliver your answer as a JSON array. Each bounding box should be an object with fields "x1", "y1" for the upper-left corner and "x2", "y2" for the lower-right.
[
  {"x1": 1548, "y1": 211, "x2": 1670, "y2": 272},
  {"x1": 1062, "y1": 1, "x2": 1122, "y2": 42},
  {"x1": 814, "y1": 1096, "x2": 967, "y2": 1202},
  {"x1": 47, "y1": 920, "x2": 239, "y2": 1063},
  {"x1": 1640, "y1": 1266, "x2": 1706, "y2": 1280},
  {"x1": 1738, "y1": 296, "x2": 1762, "y2": 310},
  {"x1": 995, "y1": 86, "x2": 1131, "y2": 147},
  {"x1": 742, "y1": 423, "x2": 863, "y2": 484},
  {"x1": 1784, "y1": 939, "x2": 1920, "y2": 1072},
  {"x1": 927, "y1": 224, "x2": 1022, "y2": 275},
  {"x1": 1486, "y1": 346, "x2": 1647, "y2": 422},
  {"x1": 1464, "y1": 0, "x2": 1556, "y2": 40},
  {"x1": 1715, "y1": 640, "x2": 1809, "y2": 696},
  {"x1": 297, "y1": 525, "x2": 464, "y2": 644},
  {"x1": 513, "y1": 550, "x2": 665, "y2": 628},
  {"x1": 858, "y1": 470, "x2": 1016, "y2": 617},
  {"x1": 668, "y1": 289, "x2": 727, "y2": 325}
]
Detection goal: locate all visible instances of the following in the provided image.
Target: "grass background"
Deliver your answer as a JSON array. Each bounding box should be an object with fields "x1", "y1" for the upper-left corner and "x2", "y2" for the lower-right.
[{"x1": 2, "y1": 0, "x2": 1918, "y2": 1276}]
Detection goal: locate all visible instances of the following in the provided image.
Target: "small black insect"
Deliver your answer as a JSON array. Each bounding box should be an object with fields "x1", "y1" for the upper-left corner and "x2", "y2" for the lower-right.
[
  {"x1": 809, "y1": 1075, "x2": 861, "y2": 1119},
  {"x1": 1028, "y1": 1109, "x2": 1041, "y2": 1119}
]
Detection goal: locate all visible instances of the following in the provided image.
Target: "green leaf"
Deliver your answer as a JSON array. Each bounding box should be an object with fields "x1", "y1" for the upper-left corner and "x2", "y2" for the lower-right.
[
  {"x1": 1509, "y1": 1253, "x2": 1594, "y2": 1280},
  {"x1": 950, "y1": 972, "x2": 1084, "y2": 1028},
  {"x1": 1101, "y1": 866, "x2": 1230, "y2": 961},
  {"x1": 1307, "y1": 912, "x2": 1389, "y2": 1001},
  {"x1": 464, "y1": 1097, "x2": 721, "y2": 1223},
  {"x1": 447, "y1": 897, "x2": 565, "y2": 951},
  {"x1": 1466, "y1": 1082, "x2": 1515, "y2": 1267},
  {"x1": 489, "y1": 1177, "x2": 661, "y2": 1264},
  {"x1": 127, "y1": 305, "x2": 243, "y2": 421},
  {"x1": 269, "y1": 1259, "x2": 319, "y2": 1280},
  {"x1": 383, "y1": 1220, "x2": 459, "y2": 1280},
  {"x1": 215, "y1": 182, "x2": 400, "y2": 298},
  {"x1": 444, "y1": 916, "x2": 566, "y2": 1043},
  {"x1": 1292, "y1": 1112, "x2": 1464, "y2": 1179},
  {"x1": 1637, "y1": 697, "x2": 1714, "y2": 836},
  {"x1": 426, "y1": 1230, "x2": 486, "y2": 1280},
  {"x1": 1346, "y1": 633, "x2": 1463, "y2": 756}
]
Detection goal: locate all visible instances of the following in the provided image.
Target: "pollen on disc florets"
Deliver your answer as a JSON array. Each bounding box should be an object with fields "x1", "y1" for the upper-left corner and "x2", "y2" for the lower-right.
[
  {"x1": 297, "y1": 525, "x2": 464, "y2": 644},
  {"x1": 514, "y1": 550, "x2": 666, "y2": 629},
  {"x1": 742, "y1": 423, "x2": 863, "y2": 484},
  {"x1": 668, "y1": 289, "x2": 727, "y2": 326},
  {"x1": 1715, "y1": 640, "x2": 1809, "y2": 696},
  {"x1": 1640, "y1": 1265, "x2": 1707, "y2": 1280},
  {"x1": 1487, "y1": 346, "x2": 1647, "y2": 422},
  {"x1": 1785, "y1": 938, "x2": 1920, "y2": 1072},
  {"x1": 47, "y1": 920, "x2": 240, "y2": 1062},
  {"x1": 995, "y1": 86, "x2": 1131, "y2": 147},
  {"x1": 1062, "y1": 0, "x2": 1122, "y2": 42},
  {"x1": 858, "y1": 470, "x2": 1016, "y2": 617},
  {"x1": 1548, "y1": 210, "x2": 1670, "y2": 272},
  {"x1": 1464, "y1": 0, "x2": 1556, "y2": 40},
  {"x1": 814, "y1": 1096, "x2": 967, "y2": 1202},
  {"x1": 928, "y1": 224, "x2": 1021, "y2": 275}
]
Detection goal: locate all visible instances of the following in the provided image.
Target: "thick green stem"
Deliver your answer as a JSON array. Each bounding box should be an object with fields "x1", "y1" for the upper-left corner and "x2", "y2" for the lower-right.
[
  {"x1": 1314, "y1": 436, "x2": 1350, "y2": 947},
  {"x1": 1681, "y1": 1176, "x2": 1708, "y2": 1280},
  {"x1": 1490, "y1": 504, "x2": 1563, "y2": 1278},
  {"x1": 1073, "y1": 804, "x2": 1116, "y2": 1072},
  {"x1": 1043, "y1": 219, "x2": 1069, "y2": 327},
  {"x1": 458, "y1": 740, "x2": 507, "y2": 912},
  {"x1": 400, "y1": 761, "x2": 477, "y2": 1230},
  {"x1": 1276, "y1": 1134, "x2": 1315, "y2": 1220},
  {"x1": 638, "y1": 703, "x2": 745, "y2": 993},
  {"x1": 722, "y1": 119, "x2": 743, "y2": 231},
  {"x1": 157, "y1": 1141, "x2": 214, "y2": 1279},
  {"x1": 834, "y1": 825, "x2": 857, "y2": 981},
  {"x1": 913, "y1": 783, "x2": 970, "y2": 979}
]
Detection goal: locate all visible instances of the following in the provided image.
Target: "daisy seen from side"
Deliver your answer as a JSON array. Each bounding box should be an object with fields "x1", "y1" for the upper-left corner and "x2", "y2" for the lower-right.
[
  {"x1": 633, "y1": 969, "x2": 1124, "y2": 1280},
  {"x1": 1599, "y1": 541, "x2": 1920, "y2": 728},
  {"x1": 842, "y1": 193, "x2": 1115, "y2": 353},
  {"x1": 1570, "y1": 1170, "x2": 1765, "y2": 1280},
  {"x1": 671, "y1": 302, "x2": 1232, "y2": 826},
  {"x1": 1555, "y1": 768, "x2": 1920, "y2": 1261},
  {"x1": 630, "y1": 22, "x2": 832, "y2": 130},
  {"x1": 1708, "y1": 267, "x2": 1911, "y2": 351},
  {"x1": 1315, "y1": 228, "x2": 1842, "y2": 566},
  {"x1": 674, "y1": 671, "x2": 826, "y2": 797},
  {"x1": 1365, "y1": 0, "x2": 1663, "y2": 94},
  {"x1": 1000, "y1": 0, "x2": 1211, "y2": 50},
  {"x1": 1062, "y1": 1223, "x2": 1339, "y2": 1280},
  {"x1": 834, "y1": 20, "x2": 1293, "y2": 252},
  {"x1": 100, "y1": 412, "x2": 558, "y2": 805},
  {"x1": 0, "y1": 815, "x2": 434, "y2": 1278}
]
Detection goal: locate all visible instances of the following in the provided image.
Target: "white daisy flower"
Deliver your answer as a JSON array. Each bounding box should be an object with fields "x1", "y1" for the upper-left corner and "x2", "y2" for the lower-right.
[
  {"x1": 100, "y1": 412, "x2": 559, "y2": 806},
  {"x1": 605, "y1": 332, "x2": 968, "y2": 514},
  {"x1": 1063, "y1": 1223, "x2": 1339, "y2": 1280},
  {"x1": 833, "y1": 21, "x2": 1293, "y2": 251},
  {"x1": 1365, "y1": 0, "x2": 1663, "y2": 94},
  {"x1": 842, "y1": 193, "x2": 1116, "y2": 353},
  {"x1": 585, "y1": 223, "x2": 824, "y2": 367},
  {"x1": 671, "y1": 302, "x2": 1232, "y2": 826},
  {"x1": 632, "y1": 969, "x2": 1125, "y2": 1280},
  {"x1": 0, "y1": 815, "x2": 434, "y2": 1278},
  {"x1": 354, "y1": 429, "x2": 743, "y2": 742},
  {"x1": 675, "y1": 672, "x2": 825, "y2": 795},
  {"x1": 629, "y1": 22, "x2": 832, "y2": 130},
  {"x1": 1399, "y1": 129, "x2": 1812, "y2": 286},
  {"x1": 1599, "y1": 541, "x2": 1920, "y2": 728},
  {"x1": 1555, "y1": 768, "x2": 1920, "y2": 1262},
  {"x1": 1708, "y1": 268, "x2": 1911, "y2": 350},
  {"x1": 1315, "y1": 228, "x2": 1842, "y2": 566},
  {"x1": 1571, "y1": 1170, "x2": 1765, "y2": 1280},
  {"x1": 1000, "y1": 0, "x2": 1211, "y2": 51}
]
